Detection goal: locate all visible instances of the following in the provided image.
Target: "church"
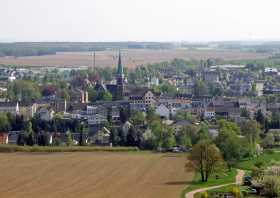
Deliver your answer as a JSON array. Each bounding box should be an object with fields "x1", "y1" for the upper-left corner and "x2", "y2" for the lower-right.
[{"x1": 106, "y1": 51, "x2": 125, "y2": 101}]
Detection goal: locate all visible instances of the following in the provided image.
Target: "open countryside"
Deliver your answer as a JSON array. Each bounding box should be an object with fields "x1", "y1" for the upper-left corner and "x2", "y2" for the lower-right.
[
  {"x1": 0, "y1": 49, "x2": 270, "y2": 68},
  {"x1": 0, "y1": 152, "x2": 192, "y2": 198}
]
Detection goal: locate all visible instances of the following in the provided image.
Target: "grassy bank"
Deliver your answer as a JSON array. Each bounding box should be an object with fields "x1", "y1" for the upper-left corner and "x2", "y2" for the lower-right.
[
  {"x1": 180, "y1": 169, "x2": 237, "y2": 198},
  {"x1": 236, "y1": 150, "x2": 280, "y2": 170},
  {"x1": 0, "y1": 145, "x2": 139, "y2": 153},
  {"x1": 193, "y1": 184, "x2": 238, "y2": 198}
]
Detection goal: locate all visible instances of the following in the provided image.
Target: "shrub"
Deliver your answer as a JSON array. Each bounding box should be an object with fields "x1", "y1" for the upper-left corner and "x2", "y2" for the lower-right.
[
  {"x1": 0, "y1": 145, "x2": 139, "y2": 153},
  {"x1": 229, "y1": 186, "x2": 242, "y2": 198},
  {"x1": 263, "y1": 176, "x2": 280, "y2": 198},
  {"x1": 200, "y1": 191, "x2": 208, "y2": 198},
  {"x1": 255, "y1": 160, "x2": 266, "y2": 168}
]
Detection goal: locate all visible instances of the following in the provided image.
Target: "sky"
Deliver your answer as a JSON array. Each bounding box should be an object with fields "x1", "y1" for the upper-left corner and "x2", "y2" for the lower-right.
[{"x1": 0, "y1": 0, "x2": 280, "y2": 42}]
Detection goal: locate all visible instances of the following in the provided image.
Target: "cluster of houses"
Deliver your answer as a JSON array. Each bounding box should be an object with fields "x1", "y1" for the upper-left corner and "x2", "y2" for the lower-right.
[{"x1": 1, "y1": 54, "x2": 280, "y2": 146}]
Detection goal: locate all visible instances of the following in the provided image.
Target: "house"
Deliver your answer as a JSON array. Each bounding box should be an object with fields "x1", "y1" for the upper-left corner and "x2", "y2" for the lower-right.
[
  {"x1": 0, "y1": 102, "x2": 37, "y2": 120},
  {"x1": 122, "y1": 121, "x2": 132, "y2": 135},
  {"x1": 155, "y1": 104, "x2": 170, "y2": 119},
  {"x1": 70, "y1": 89, "x2": 88, "y2": 104},
  {"x1": 213, "y1": 98, "x2": 241, "y2": 120},
  {"x1": 204, "y1": 103, "x2": 215, "y2": 119},
  {"x1": 191, "y1": 96, "x2": 213, "y2": 108},
  {"x1": 8, "y1": 131, "x2": 24, "y2": 145},
  {"x1": 110, "y1": 105, "x2": 120, "y2": 124},
  {"x1": 0, "y1": 102, "x2": 19, "y2": 115},
  {"x1": 171, "y1": 120, "x2": 191, "y2": 134},
  {"x1": 36, "y1": 106, "x2": 55, "y2": 121},
  {"x1": 86, "y1": 105, "x2": 107, "y2": 125},
  {"x1": 204, "y1": 70, "x2": 219, "y2": 83},
  {"x1": 129, "y1": 88, "x2": 156, "y2": 111},
  {"x1": 264, "y1": 67, "x2": 278, "y2": 74},
  {"x1": 256, "y1": 80, "x2": 265, "y2": 96},
  {"x1": 91, "y1": 127, "x2": 111, "y2": 145},
  {"x1": 0, "y1": 133, "x2": 8, "y2": 144},
  {"x1": 72, "y1": 132, "x2": 89, "y2": 145}
]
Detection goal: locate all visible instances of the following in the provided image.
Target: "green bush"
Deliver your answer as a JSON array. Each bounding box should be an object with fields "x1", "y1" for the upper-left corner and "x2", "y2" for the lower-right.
[
  {"x1": 263, "y1": 176, "x2": 280, "y2": 198},
  {"x1": 229, "y1": 186, "x2": 242, "y2": 198},
  {"x1": 254, "y1": 160, "x2": 266, "y2": 168},
  {"x1": 0, "y1": 145, "x2": 139, "y2": 153},
  {"x1": 200, "y1": 191, "x2": 208, "y2": 198},
  {"x1": 265, "y1": 149, "x2": 275, "y2": 155}
]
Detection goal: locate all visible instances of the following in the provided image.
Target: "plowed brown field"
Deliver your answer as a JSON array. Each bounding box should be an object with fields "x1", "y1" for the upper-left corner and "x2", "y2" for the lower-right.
[
  {"x1": 0, "y1": 152, "x2": 193, "y2": 198},
  {"x1": 0, "y1": 49, "x2": 269, "y2": 68}
]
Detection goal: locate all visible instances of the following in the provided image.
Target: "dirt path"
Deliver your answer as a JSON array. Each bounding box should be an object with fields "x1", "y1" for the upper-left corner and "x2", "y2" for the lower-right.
[{"x1": 185, "y1": 169, "x2": 245, "y2": 198}]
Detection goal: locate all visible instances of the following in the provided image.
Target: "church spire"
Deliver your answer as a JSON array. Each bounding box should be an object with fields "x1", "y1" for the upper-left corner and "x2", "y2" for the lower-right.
[{"x1": 117, "y1": 50, "x2": 124, "y2": 77}]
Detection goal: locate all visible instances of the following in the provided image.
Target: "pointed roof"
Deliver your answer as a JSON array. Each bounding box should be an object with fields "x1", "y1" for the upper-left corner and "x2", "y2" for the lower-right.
[{"x1": 117, "y1": 50, "x2": 124, "y2": 76}]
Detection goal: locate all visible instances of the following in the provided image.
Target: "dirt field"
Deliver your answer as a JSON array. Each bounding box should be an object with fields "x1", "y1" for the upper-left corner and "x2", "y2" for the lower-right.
[
  {"x1": 0, "y1": 152, "x2": 193, "y2": 198},
  {"x1": 0, "y1": 49, "x2": 270, "y2": 68}
]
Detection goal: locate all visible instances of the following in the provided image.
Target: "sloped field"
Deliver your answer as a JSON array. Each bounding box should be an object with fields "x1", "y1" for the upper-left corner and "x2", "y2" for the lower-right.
[{"x1": 0, "y1": 152, "x2": 193, "y2": 198}]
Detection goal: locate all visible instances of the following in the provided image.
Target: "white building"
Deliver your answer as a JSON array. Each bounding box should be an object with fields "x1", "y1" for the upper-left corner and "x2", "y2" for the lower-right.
[{"x1": 155, "y1": 104, "x2": 170, "y2": 119}]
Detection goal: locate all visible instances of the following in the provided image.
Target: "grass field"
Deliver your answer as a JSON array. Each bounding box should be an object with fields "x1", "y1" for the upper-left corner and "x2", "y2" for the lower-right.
[
  {"x1": 0, "y1": 49, "x2": 270, "y2": 68},
  {"x1": 180, "y1": 169, "x2": 237, "y2": 198},
  {"x1": 236, "y1": 150, "x2": 280, "y2": 170},
  {"x1": 0, "y1": 152, "x2": 193, "y2": 198}
]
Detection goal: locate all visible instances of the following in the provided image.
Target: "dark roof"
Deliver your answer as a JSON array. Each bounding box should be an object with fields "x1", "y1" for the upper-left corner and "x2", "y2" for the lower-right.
[{"x1": 129, "y1": 88, "x2": 153, "y2": 97}]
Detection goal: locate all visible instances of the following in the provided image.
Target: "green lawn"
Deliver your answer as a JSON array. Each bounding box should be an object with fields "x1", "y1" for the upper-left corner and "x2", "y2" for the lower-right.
[
  {"x1": 193, "y1": 184, "x2": 238, "y2": 198},
  {"x1": 235, "y1": 151, "x2": 280, "y2": 170},
  {"x1": 180, "y1": 169, "x2": 237, "y2": 198},
  {"x1": 182, "y1": 149, "x2": 280, "y2": 198}
]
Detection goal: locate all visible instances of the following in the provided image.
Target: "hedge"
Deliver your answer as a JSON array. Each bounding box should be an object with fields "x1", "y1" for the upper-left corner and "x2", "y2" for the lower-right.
[{"x1": 0, "y1": 145, "x2": 139, "y2": 153}]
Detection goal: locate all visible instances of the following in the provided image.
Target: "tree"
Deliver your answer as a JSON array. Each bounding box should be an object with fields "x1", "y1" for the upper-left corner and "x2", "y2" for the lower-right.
[
  {"x1": 130, "y1": 111, "x2": 145, "y2": 125},
  {"x1": 7, "y1": 80, "x2": 41, "y2": 102},
  {"x1": 195, "y1": 123, "x2": 210, "y2": 143},
  {"x1": 175, "y1": 111, "x2": 196, "y2": 123},
  {"x1": 189, "y1": 140, "x2": 224, "y2": 182},
  {"x1": 87, "y1": 87, "x2": 98, "y2": 102},
  {"x1": 24, "y1": 121, "x2": 34, "y2": 146},
  {"x1": 262, "y1": 133, "x2": 275, "y2": 148},
  {"x1": 98, "y1": 91, "x2": 112, "y2": 101},
  {"x1": 215, "y1": 120, "x2": 241, "y2": 168},
  {"x1": 176, "y1": 129, "x2": 192, "y2": 148},
  {"x1": 0, "y1": 113, "x2": 10, "y2": 132},
  {"x1": 193, "y1": 79, "x2": 208, "y2": 96},
  {"x1": 126, "y1": 127, "x2": 140, "y2": 146},
  {"x1": 162, "y1": 127, "x2": 176, "y2": 150},
  {"x1": 66, "y1": 130, "x2": 72, "y2": 146},
  {"x1": 255, "y1": 110, "x2": 266, "y2": 129},
  {"x1": 241, "y1": 120, "x2": 261, "y2": 156}
]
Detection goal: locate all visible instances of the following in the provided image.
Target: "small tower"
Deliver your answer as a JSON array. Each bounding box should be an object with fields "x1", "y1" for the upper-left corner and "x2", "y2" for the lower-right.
[{"x1": 116, "y1": 50, "x2": 125, "y2": 100}]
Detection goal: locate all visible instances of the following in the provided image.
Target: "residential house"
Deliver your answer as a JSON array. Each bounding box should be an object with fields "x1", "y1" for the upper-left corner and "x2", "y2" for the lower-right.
[
  {"x1": 36, "y1": 106, "x2": 55, "y2": 121},
  {"x1": 213, "y1": 98, "x2": 241, "y2": 120},
  {"x1": 155, "y1": 104, "x2": 170, "y2": 119},
  {"x1": 256, "y1": 80, "x2": 265, "y2": 96},
  {"x1": 204, "y1": 103, "x2": 215, "y2": 119},
  {"x1": 171, "y1": 120, "x2": 191, "y2": 134}
]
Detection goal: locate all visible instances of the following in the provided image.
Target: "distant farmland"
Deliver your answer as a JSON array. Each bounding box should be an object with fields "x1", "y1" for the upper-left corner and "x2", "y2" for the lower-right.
[
  {"x1": 0, "y1": 152, "x2": 193, "y2": 198},
  {"x1": 0, "y1": 49, "x2": 270, "y2": 68}
]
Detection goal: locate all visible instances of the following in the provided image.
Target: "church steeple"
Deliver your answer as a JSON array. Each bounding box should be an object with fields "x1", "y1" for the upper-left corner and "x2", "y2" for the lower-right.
[
  {"x1": 117, "y1": 50, "x2": 124, "y2": 77},
  {"x1": 115, "y1": 50, "x2": 125, "y2": 100}
]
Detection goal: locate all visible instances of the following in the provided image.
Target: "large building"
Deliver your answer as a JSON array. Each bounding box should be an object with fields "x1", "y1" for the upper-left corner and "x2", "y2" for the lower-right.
[{"x1": 106, "y1": 51, "x2": 125, "y2": 101}]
